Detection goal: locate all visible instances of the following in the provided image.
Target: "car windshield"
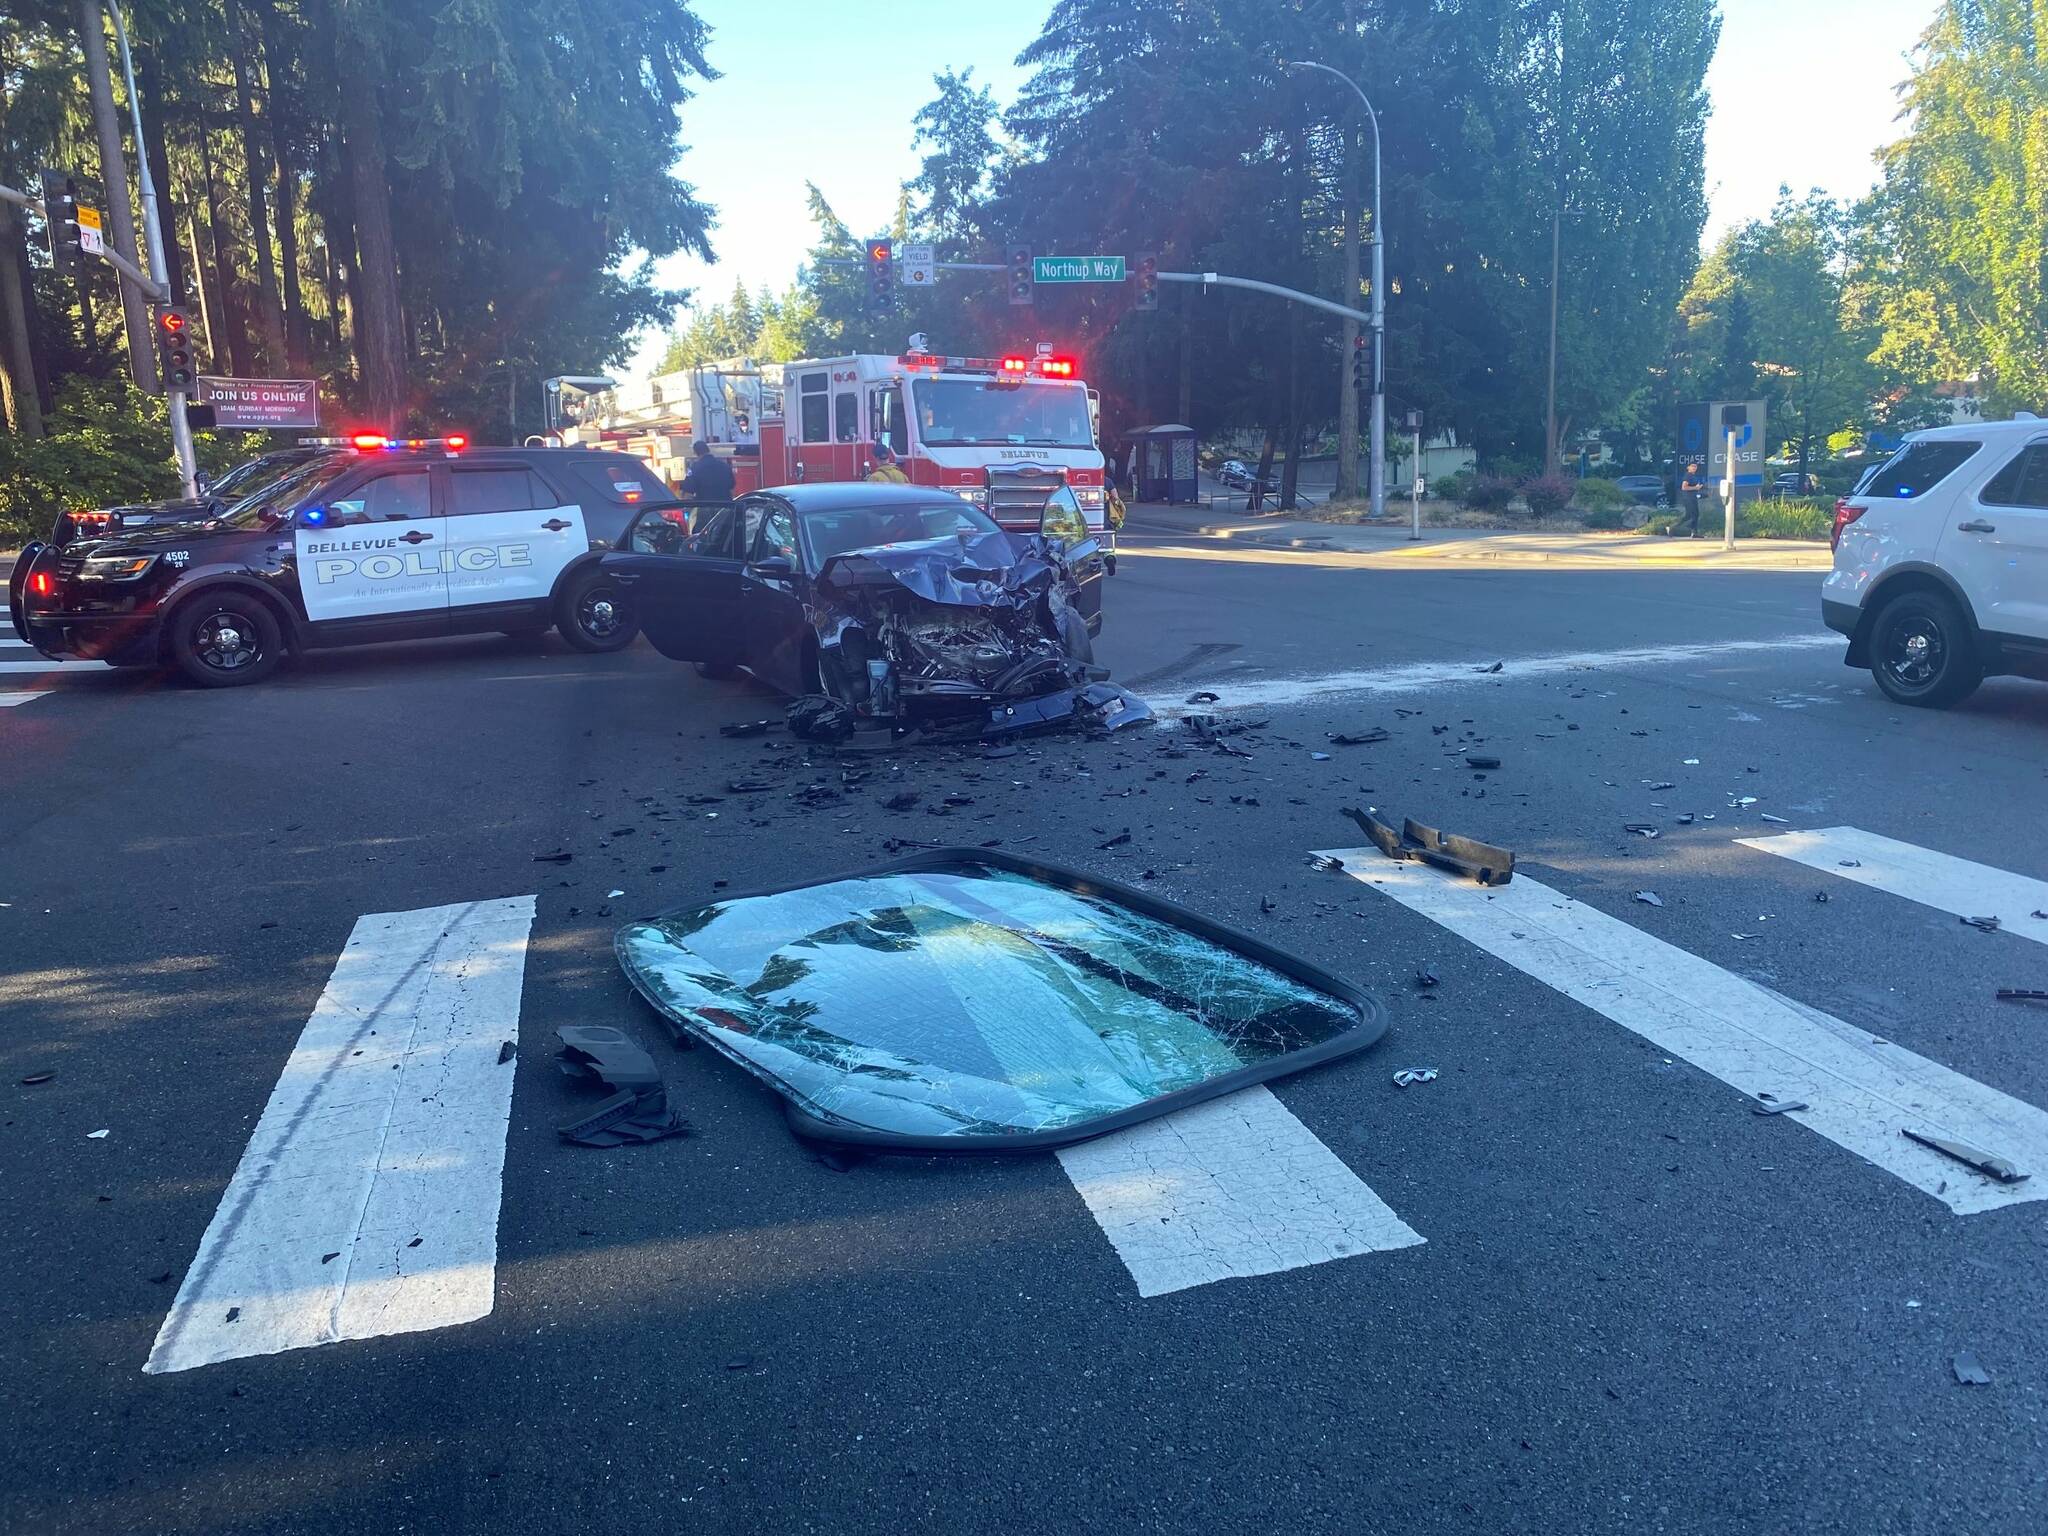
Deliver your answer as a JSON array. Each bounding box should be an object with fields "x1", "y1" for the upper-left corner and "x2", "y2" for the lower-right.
[
  {"x1": 912, "y1": 378, "x2": 1094, "y2": 448},
  {"x1": 801, "y1": 501, "x2": 1004, "y2": 565},
  {"x1": 1861, "y1": 439, "x2": 1980, "y2": 500},
  {"x1": 210, "y1": 455, "x2": 293, "y2": 498},
  {"x1": 216, "y1": 456, "x2": 352, "y2": 527}
]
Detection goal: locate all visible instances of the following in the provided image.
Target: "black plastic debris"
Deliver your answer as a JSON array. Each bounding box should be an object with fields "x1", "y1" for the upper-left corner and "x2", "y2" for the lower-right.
[
  {"x1": 786, "y1": 694, "x2": 857, "y2": 743},
  {"x1": 1330, "y1": 728, "x2": 1390, "y2": 746},
  {"x1": 555, "y1": 1025, "x2": 687, "y2": 1147},
  {"x1": 882, "y1": 790, "x2": 921, "y2": 811},
  {"x1": 1961, "y1": 915, "x2": 2002, "y2": 933},
  {"x1": 1465, "y1": 755, "x2": 1501, "y2": 770},
  {"x1": 1342, "y1": 807, "x2": 1516, "y2": 886},
  {"x1": 1902, "y1": 1127, "x2": 2027, "y2": 1184},
  {"x1": 1633, "y1": 891, "x2": 1664, "y2": 907},
  {"x1": 1416, "y1": 967, "x2": 1440, "y2": 988},
  {"x1": 1625, "y1": 824, "x2": 1661, "y2": 839},
  {"x1": 1098, "y1": 828, "x2": 1132, "y2": 849},
  {"x1": 497, "y1": 1040, "x2": 517, "y2": 1065},
  {"x1": 533, "y1": 849, "x2": 573, "y2": 864},
  {"x1": 719, "y1": 720, "x2": 774, "y2": 738},
  {"x1": 1953, "y1": 1351, "x2": 1993, "y2": 1386},
  {"x1": 1185, "y1": 690, "x2": 1221, "y2": 704},
  {"x1": 19, "y1": 1071, "x2": 54, "y2": 1086},
  {"x1": 1995, "y1": 988, "x2": 2048, "y2": 1003},
  {"x1": 1475, "y1": 661, "x2": 1503, "y2": 674},
  {"x1": 727, "y1": 779, "x2": 774, "y2": 794}
]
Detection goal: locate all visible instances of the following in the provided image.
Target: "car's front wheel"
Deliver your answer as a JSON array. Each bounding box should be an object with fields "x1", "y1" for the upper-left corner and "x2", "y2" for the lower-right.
[
  {"x1": 556, "y1": 570, "x2": 639, "y2": 653},
  {"x1": 1869, "y1": 588, "x2": 1982, "y2": 709},
  {"x1": 168, "y1": 593, "x2": 283, "y2": 688}
]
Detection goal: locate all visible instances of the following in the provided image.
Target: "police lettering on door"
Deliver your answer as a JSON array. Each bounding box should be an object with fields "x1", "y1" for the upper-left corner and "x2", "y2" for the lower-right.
[{"x1": 303, "y1": 535, "x2": 533, "y2": 585}]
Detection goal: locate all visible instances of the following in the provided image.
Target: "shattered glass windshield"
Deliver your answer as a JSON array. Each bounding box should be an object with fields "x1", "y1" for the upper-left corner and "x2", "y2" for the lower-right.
[{"x1": 615, "y1": 854, "x2": 1383, "y2": 1150}]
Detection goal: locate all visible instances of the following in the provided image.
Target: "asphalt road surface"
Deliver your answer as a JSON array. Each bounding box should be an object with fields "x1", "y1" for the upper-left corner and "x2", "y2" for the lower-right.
[{"x1": 5, "y1": 527, "x2": 2046, "y2": 1535}]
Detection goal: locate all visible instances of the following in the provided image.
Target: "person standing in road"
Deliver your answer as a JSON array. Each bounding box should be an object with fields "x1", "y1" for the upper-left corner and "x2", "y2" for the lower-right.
[
  {"x1": 1675, "y1": 459, "x2": 1705, "y2": 537},
  {"x1": 867, "y1": 441, "x2": 910, "y2": 483},
  {"x1": 680, "y1": 439, "x2": 735, "y2": 527}
]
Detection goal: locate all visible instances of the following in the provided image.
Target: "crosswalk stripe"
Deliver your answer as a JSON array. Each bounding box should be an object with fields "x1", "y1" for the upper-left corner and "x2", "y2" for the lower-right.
[
  {"x1": 1737, "y1": 827, "x2": 2048, "y2": 948},
  {"x1": 1170, "y1": 632, "x2": 1840, "y2": 713},
  {"x1": 0, "y1": 693, "x2": 43, "y2": 707},
  {"x1": 1315, "y1": 849, "x2": 2048, "y2": 1215},
  {"x1": 0, "y1": 659, "x2": 67, "y2": 674},
  {"x1": 1056, "y1": 1085, "x2": 1424, "y2": 1297},
  {"x1": 144, "y1": 896, "x2": 537, "y2": 1374}
]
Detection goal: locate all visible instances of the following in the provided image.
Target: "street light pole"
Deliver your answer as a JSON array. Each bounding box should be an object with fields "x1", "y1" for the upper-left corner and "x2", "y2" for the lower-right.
[
  {"x1": 106, "y1": 0, "x2": 197, "y2": 498},
  {"x1": 1283, "y1": 58, "x2": 1386, "y2": 521}
]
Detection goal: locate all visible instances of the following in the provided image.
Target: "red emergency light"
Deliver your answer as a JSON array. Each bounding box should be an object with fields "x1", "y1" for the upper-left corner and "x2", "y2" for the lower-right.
[
  {"x1": 999, "y1": 356, "x2": 1029, "y2": 374},
  {"x1": 29, "y1": 571, "x2": 53, "y2": 597},
  {"x1": 1035, "y1": 356, "x2": 1076, "y2": 377},
  {"x1": 350, "y1": 432, "x2": 389, "y2": 450},
  {"x1": 444, "y1": 433, "x2": 468, "y2": 451}
]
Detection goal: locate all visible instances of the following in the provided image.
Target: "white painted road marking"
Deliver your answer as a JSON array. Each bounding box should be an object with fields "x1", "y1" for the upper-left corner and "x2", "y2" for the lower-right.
[
  {"x1": 1317, "y1": 849, "x2": 2048, "y2": 1214},
  {"x1": 1056, "y1": 1085, "x2": 1424, "y2": 1297},
  {"x1": 1738, "y1": 827, "x2": 2048, "y2": 949},
  {"x1": 1171, "y1": 632, "x2": 1840, "y2": 714},
  {"x1": 145, "y1": 896, "x2": 536, "y2": 1374},
  {"x1": 0, "y1": 693, "x2": 42, "y2": 707}
]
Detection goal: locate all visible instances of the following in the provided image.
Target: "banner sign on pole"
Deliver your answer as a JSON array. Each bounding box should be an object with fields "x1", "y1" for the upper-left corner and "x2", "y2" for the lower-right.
[{"x1": 197, "y1": 377, "x2": 321, "y2": 429}]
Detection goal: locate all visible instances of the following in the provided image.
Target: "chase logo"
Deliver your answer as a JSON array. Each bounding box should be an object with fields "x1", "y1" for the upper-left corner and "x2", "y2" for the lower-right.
[{"x1": 310, "y1": 543, "x2": 534, "y2": 584}]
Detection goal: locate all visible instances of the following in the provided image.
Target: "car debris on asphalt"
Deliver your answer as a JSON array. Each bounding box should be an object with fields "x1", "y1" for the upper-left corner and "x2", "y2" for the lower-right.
[
  {"x1": 1901, "y1": 1127, "x2": 2027, "y2": 1184},
  {"x1": 1960, "y1": 915, "x2": 2002, "y2": 933},
  {"x1": 1342, "y1": 806, "x2": 1515, "y2": 886},
  {"x1": 1633, "y1": 891, "x2": 1664, "y2": 906},
  {"x1": 555, "y1": 1025, "x2": 688, "y2": 1147},
  {"x1": 1392, "y1": 1068, "x2": 1438, "y2": 1087},
  {"x1": 1952, "y1": 1350, "x2": 1993, "y2": 1386},
  {"x1": 1995, "y1": 988, "x2": 2048, "y2": 1004}
]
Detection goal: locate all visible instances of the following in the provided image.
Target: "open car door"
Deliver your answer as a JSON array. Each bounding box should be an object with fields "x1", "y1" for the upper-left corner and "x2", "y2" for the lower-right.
[
  {"x1": 600, "y1": 504, "x2": 746, "y2": 665},
  {"x1": 1035, "y1": 483, "x2": 1105, "y2": 635}
]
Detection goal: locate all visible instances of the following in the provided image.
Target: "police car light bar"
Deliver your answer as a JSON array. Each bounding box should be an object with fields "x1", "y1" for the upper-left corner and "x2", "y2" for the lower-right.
[{"x1": 296, "y1": 434, "x2": 470, "y2": 452}]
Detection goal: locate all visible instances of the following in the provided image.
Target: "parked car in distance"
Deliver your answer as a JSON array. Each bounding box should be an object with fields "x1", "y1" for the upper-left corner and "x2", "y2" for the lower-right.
[{"x1": 1615, "y1": 475, "x2": 1669, "y2": 508}]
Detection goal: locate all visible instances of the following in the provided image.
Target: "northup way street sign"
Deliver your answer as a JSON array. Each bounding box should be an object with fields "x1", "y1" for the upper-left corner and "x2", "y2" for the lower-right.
[{"x1": 1033, "y1": 255, "x2": 1126, "y2": 284}]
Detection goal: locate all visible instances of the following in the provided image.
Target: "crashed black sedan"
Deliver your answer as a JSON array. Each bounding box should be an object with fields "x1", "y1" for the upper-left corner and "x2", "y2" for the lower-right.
[{"x1": 603, "y1": 482, "x2": 1148, "y2": 738}]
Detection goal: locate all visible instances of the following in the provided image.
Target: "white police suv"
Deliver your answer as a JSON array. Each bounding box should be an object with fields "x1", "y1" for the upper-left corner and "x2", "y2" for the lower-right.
[
  {"x1": 1822, "y1": 416, "x2": 2048, "y2": 708},
  {"x1": 8, "y1": 437, "x2": 677, "y2": 687}
]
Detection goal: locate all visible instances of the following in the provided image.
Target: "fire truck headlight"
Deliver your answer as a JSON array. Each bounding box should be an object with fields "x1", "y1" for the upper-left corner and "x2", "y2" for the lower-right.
[
  {"x1": 955, "y1": 487, "x2": 989, "y2": 510},
  {"x1": 1074, "y1": 488, "x2": 1106, "y2": 514}
]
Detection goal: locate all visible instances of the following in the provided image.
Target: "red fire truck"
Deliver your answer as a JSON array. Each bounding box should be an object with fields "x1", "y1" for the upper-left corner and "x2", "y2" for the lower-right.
[{"x1": 552, "y1": 346, "x2": 1109, "y2": 536}]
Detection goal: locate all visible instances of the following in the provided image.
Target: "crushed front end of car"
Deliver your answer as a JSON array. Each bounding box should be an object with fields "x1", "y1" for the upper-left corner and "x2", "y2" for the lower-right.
[{"x1": 794, "y1": 529, "x2": 1149, "y2": 741}]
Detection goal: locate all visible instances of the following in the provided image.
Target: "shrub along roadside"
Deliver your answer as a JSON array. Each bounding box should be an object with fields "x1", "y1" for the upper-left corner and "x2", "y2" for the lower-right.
[
  {"x1": 1639, "y1": 496, "x2": 1833, "y2": 540},
  {"x1": 0, "y1": 380, "x2": 266, "y2": 550}
]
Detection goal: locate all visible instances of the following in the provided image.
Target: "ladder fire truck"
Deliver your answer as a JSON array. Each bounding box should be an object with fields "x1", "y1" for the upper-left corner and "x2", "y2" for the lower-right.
[{"x1": 546, "y1": 343, "x2": 1109, "y2": 536}]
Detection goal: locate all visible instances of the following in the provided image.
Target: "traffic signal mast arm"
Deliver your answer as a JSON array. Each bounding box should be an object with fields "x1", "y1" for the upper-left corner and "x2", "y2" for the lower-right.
[{"x1": 1, "y1": 178, "x2": 168, "y2": 302}]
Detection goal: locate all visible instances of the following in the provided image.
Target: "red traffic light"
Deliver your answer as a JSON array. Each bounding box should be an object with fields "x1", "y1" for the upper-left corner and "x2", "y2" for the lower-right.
[
  {"x1": 159, "y1": 310, "x2": 187, "y2": 335},
  {"x1": 870, "y1": 242, "x2": 891, "y2": 262}
]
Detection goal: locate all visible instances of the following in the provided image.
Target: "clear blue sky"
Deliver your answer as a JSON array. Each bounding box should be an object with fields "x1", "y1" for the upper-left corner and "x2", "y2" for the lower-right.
[{"x1": 630, "y1": 0, "x2": 1938, "y2": 377}]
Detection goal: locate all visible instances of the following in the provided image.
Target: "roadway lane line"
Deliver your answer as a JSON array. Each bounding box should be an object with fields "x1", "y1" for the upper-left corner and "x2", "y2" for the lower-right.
[
  {"x1": 1314, "y1": 849, "x2": 2048, "y2": 1215},
  {"x1": 1170, "y1": 632, "x2": 1841, "y2": 713},
  {"x1": 144, "y1": 896, "x2": 537, "y2": 1374},
  {"x1": 0, "y1": 693, "x2": 43, "y2": 707},
  {"x1": 1737, "y1": 827, "x2": 2048, "y2": 949},
  {"x1": 1056, "y1": 1085, "x2": 1424, "y2": 1297}
]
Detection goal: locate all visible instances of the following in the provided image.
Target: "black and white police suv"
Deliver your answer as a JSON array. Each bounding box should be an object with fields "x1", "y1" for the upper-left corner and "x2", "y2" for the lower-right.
[{"x1": 8, "y1": 435, "x2": 672, "y2": 687}]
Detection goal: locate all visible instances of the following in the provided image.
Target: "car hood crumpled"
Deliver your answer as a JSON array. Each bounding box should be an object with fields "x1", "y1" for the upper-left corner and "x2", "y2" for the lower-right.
[
  {"x1": 816, "y1": 530, "x2": 1062, "y2": 612},
  {"x1": 614, "y1": 851, "x2": 1386, "y2": 1151}
]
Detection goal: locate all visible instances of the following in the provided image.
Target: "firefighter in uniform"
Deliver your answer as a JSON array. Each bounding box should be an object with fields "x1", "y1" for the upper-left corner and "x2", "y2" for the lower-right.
[{"x1": 867, "y1": 441, "x2": 910, "y2": 484}]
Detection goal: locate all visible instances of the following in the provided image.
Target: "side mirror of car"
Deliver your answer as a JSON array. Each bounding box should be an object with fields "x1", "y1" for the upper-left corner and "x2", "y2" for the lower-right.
[{"x1": 750, "y1": 554, "x2": 795, "y2": 579}]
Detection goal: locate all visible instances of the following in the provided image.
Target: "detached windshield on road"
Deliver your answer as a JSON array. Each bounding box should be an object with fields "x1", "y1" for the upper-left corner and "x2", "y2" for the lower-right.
[{"x1": 913, "y1": 378, "x2": 1094, "y2": 448}]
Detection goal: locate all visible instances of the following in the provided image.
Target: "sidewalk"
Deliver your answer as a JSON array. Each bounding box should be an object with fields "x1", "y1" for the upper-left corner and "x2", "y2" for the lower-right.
[{"x1": 1121, "y1": 503, "x2": 1832, "y2": 571}]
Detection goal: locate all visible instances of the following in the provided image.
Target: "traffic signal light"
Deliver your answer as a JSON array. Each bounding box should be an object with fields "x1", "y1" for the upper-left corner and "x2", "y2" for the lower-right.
[
  {"x1": 154, "y1": 305, "x2": 197, "y2": 392},
  {"x1": 1351, "y1": 333, "x2": 1373, "y2": 392},
  {"x1": 39, "y1": 170, "x2": 81, "y2": 275},
  {"x1": 867, "y1": 239, "x2": 894, "y2": 307},
  {"x1": 1007, "y1": 245, "x2": 1033, "y2": 307},
  {"x1": 1134, "y1": 253, "x2": 1158, "y2": 311}
]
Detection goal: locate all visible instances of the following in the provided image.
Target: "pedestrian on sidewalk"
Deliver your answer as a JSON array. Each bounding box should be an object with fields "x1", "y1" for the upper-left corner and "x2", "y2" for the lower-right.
[{"x1": 1675, "y1": 460, "x2": 1705, "y2": 537}]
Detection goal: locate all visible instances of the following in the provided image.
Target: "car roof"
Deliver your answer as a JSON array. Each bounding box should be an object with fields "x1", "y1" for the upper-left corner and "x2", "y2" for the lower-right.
[
  {"x1": 1905, "y1": 416, "x2": 2046, "y2": 442},
  {"x1": 755, "y1": 482, "x2": 976, "y2": 513}
]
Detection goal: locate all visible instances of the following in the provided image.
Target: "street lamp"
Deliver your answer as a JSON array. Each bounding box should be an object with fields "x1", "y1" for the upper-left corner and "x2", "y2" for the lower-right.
[{"x1": 1282, "y1": 58, "x2": 1386, "y2": 521}]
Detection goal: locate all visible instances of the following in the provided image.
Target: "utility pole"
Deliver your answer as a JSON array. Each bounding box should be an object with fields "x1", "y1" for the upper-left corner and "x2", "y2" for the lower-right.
[
  {"x1": 1335, "y1": 126, "x2": 1361, "y2": 504},
  {"x1": 1283, "y1": 58, "x2": 1386, "y2": 519},
  {"x1": 74, "y1": 0, "x2": 156, "y2": 393},
  {"x1": 1544, "y1": 209, "x2": 1560, "y2": 478},
  {"x1": 107, "y1": 0, "x2": 197, "y2": 496}
]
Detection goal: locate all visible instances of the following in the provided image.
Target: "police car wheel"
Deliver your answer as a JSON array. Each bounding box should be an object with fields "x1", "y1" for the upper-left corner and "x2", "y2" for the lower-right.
[
  {"x1": 557, "y1": 573, "x2": 638, "y2": 653},
  {"x1": 170, "y1": 596, "x2": 282, "y2": 687}
]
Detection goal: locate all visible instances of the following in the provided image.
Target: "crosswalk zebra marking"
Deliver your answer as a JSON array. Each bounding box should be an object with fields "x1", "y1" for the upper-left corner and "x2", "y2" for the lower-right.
[
  {"x1": 1316, "y1": 848, "x2": 2048, "y2": 1215},
  {"x1": 1056, "y1": 1085, "x2": 1424, "y2": 1297},
  {"x1": 144, "y1": 896, "x2": 537, "y2": 1374},
  {"x1": 1737, "y1": 827, "x2": 2048, "y2": 949}
]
